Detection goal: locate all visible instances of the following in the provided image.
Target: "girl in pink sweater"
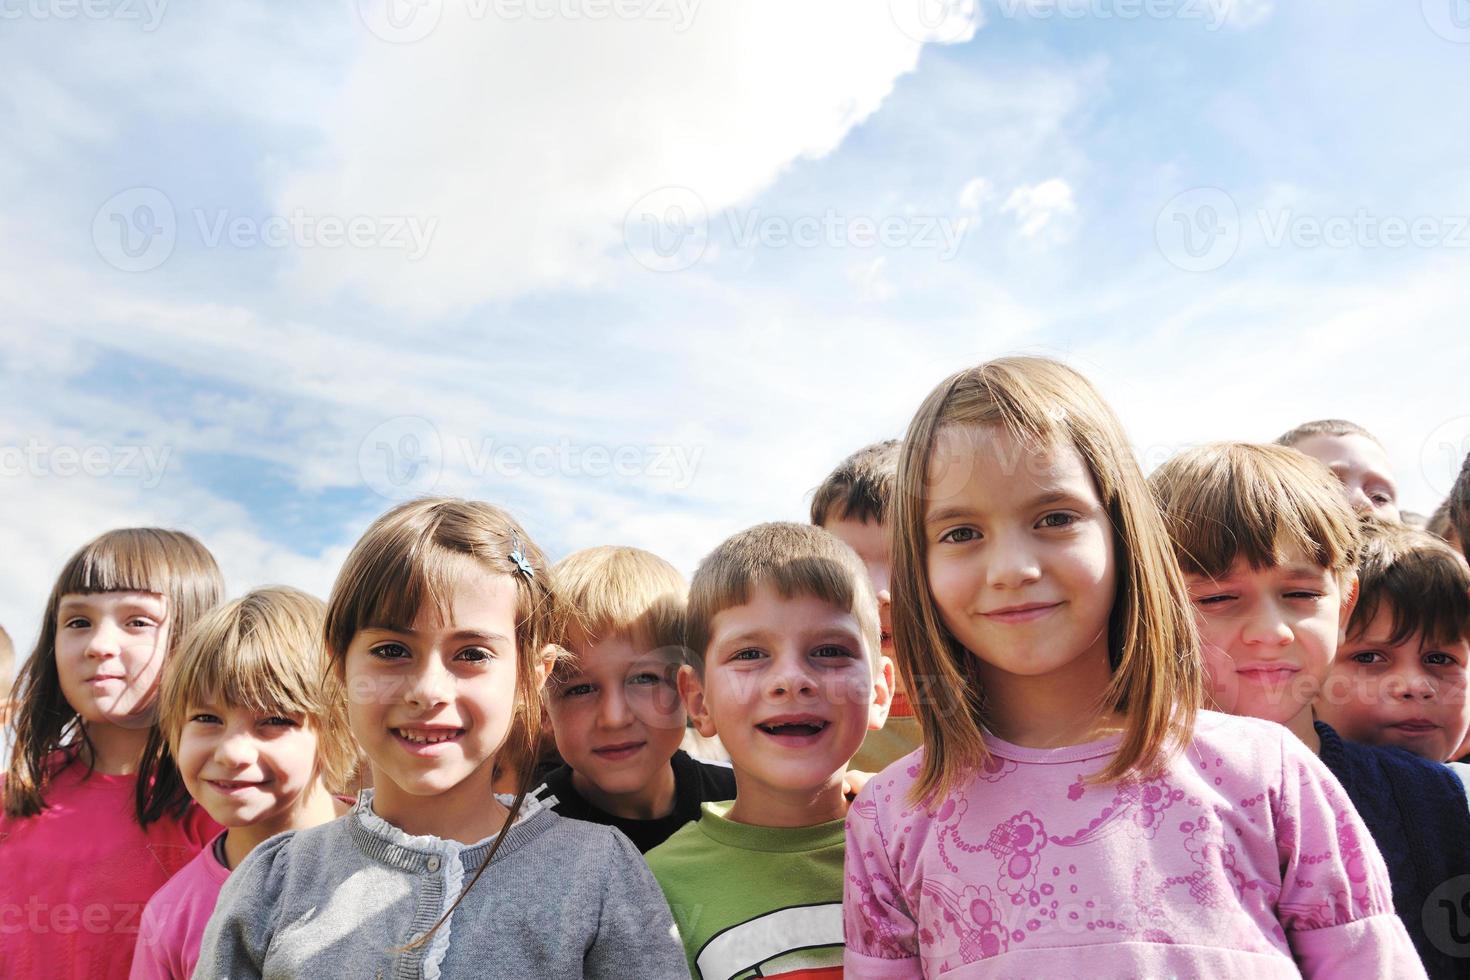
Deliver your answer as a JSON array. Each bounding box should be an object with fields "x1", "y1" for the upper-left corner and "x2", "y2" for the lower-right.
[
  {"x1": 1, "y1": 529, "x2": 224, "y2": 980},
  {"x1": 843, "y1": 357, "x2": 1421, "y2": 978}
]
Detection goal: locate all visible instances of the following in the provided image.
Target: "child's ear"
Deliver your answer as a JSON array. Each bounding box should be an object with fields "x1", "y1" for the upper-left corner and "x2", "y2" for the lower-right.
[
  {"x1": 534, "y1": 644, "x2": 564, "y2": 690},
  {"x1": 868, "y1": 655, "x2": 895, "y2": 732},
  {"x1": 677, "y1": 664, "x2": 718, "y2": 739},
  {"x1": 1338, "y1": 573, "x2": 1360, "y2": 635}
]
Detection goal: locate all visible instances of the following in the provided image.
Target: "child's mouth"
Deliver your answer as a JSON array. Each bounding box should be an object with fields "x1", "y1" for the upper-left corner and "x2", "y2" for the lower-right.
[
  {"x1": 207, "y1": 779, "x2": 262, "y2": 794},
  {"x1": 592, "y1": 741, "x2": 646, "y2": 761},
  {"x1": 393, "y1": 727, "x2": 465, "y2": 749},
  {"x1": 756, "y1": 718, "x2": 830, "y2": 745}
]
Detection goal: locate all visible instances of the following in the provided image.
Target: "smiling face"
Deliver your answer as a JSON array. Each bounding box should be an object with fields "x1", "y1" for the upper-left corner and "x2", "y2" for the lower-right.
[
  {"x1": 546, "y1": 631, "x2": 686, "y2": 815},
  {"x1": 55, "y1": 591, "x2": 170, "y2": 730},
  {"x1": 923, "y1": 426, "x2": 1116, "y2": 693},
  {"x1": 683, "y1": 584, "x2": 888, "y2": 824},
  {"x1": 1319, "y1": 608, "x2": 1470, "y2": 762},
  {"x1": 822, "y1": 517, "x2": 893, "y2": 658},
  {"x1": 1293, "y1": 433, "x2": 1400, "y2": 522},
  {"x1": 177, "y1": 701, "x2": 323, "y2": 830},
  {"x1": 1184, "y1": 549, "x2": 1348, "y2": 727},
  {"x1": 344, "y1": 560, "x2": 535, "y2": 816}
]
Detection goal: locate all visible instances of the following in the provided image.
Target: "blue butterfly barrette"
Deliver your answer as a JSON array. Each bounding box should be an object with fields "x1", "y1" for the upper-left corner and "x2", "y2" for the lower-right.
[{"x1": 509, "y1": 533, "x2": 535, "y2": 579}]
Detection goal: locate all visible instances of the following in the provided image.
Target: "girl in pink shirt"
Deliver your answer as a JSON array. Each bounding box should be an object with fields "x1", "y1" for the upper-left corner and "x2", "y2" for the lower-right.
[
  {"x1": 0, "y1": 529, "x2": 224, "y2": 980},
  {"x1": 129, "y1": 587, "x2": 357, "y2": 980},
  {"x1": 843, "y1": 357, "x2": 1422, "y2": 978}
]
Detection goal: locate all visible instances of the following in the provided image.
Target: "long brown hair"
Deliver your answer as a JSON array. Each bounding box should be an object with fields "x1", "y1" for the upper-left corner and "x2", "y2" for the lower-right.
[
  {"x1": 5, "y1": 528, "x2": 223, "y2": 820},
  {"x1": 891, "y1": 356, "x2": 1201, "y2": 803},
  {"x1": 323, "y1": 497, "x2": 558, "y2": 951}
]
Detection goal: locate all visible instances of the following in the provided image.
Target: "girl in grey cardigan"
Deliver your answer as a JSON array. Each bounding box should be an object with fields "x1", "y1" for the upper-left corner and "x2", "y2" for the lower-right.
[{"x1": 194, "y1": 499, "x2": 685, "y2": 979}]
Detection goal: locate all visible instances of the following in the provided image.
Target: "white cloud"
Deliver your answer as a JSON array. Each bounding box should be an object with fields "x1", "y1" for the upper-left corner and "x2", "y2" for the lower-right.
[
  {"x1": 1001, "y1": 177, "x2": 1076, "y2": 241},
  {"x1": 959, "y1": 176, "x2": 995, "y2": 213},
  {"x1": 273, "y1": 2, "x2": 974, "y2": 314}
]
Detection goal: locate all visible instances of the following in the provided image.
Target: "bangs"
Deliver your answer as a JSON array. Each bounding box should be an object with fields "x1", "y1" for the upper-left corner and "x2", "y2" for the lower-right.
[
  {"x1": 1349, "y1": 529, "x2": 1470, "y2": 648},
  {"x1": 1152, "y1": 444, "x2": 1358, "y2": 580},
  {"x1": 57, "y1": 528, "x2": 195, "y2": 599},
  {"x1": 175, "y1": 637, "x2": 321, "y2": 720}
]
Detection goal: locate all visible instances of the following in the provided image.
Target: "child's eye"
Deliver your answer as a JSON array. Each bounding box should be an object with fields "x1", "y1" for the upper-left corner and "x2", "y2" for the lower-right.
[
  {"x1": 1285, "y1": 591, "x2": 1325, "y2": 601},
  {"x1": 812, "y1": 644, "x2": 856, "y2": 660},
  {"x1": 63, "y1": 617, "x2": 90, "y2": 629},
  {"x1": 1037, "y1": 512, "x2": 1077, "y2": 529},
  {"x1": 370, "y1": 642, "x2": 411, "y2": 660},
  {"x1": 731, "y1": 648, "x2": 765, "y2": 662},
  {"x1": 261, "y1": 715, "x2": 300, "y2": 728},
  {"x1": 190, "y1": 713, "x2": 221, "y2": 725},
  {"x1": 1349, "y1": 650, "x2": 1386, "y2": 666},
  {"x1": 1425, "y1": 652, "x2": 1459, "y2": 667},
  {"x1": 628, "y1": 672, "x2": 663, "y2": 686},
  {"x1": 125, "y1": 617, "x2": 160, "y2": 629},
  {"x1": 559, "y1": 682, "x2": 595, "y2": 698},
  {"x1": 455, "y1": 647, "x2": 493, "y2": 663},
  {"x1": 1193, "y1": 594, "x2": 1234, "y2": 607},
  {"x1": 939, "y1": 527, "x2": 980, "y2": 544}
]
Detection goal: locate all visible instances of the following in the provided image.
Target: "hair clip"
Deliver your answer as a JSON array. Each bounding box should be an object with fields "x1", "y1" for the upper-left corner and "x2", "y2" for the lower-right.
[{"x1": 509, "y1": 532, "x2": 535, "y2": 580}]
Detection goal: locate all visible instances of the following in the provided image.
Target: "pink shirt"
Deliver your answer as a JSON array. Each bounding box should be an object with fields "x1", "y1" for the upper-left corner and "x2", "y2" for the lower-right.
[
  {"x1": 0, "y1": 754, "x2": 219, "y2": 980},
  {"x1": 844, "y1": 711, "x2": 1424, "y2": 979},
  {"x1": 129, "y1": 832, "x2": 230, "y2": 980}
]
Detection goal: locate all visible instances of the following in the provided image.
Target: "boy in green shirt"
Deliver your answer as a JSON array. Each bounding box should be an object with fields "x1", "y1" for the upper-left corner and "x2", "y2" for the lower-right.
[{"x1": 647, "y1": 523, "x2": 893, "y2": 979}]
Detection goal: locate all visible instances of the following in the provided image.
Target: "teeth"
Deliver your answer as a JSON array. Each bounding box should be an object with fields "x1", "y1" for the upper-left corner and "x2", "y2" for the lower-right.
[
  {"x1": 759, "y1": 722, "x2": 826, "y2": 736},
  {"x1": 397, "y1": 729, "x2": 460, "y2": 744}
]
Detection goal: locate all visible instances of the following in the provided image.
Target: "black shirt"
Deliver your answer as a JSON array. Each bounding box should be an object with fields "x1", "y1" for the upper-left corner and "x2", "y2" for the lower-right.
[{"x1": 536, "y1": 750, "x2": 736, "y2": 853}]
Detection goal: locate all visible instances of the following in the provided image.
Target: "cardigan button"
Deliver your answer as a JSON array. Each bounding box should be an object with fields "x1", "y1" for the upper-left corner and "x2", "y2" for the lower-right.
[{"x1": 426, "y1": 856, "x2": 441, "y2": 872}]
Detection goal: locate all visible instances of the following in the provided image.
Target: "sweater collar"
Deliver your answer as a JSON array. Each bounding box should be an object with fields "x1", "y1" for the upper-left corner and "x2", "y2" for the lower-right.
[{"x1": 348, "y1": 788, "x2": 552, "y2": 872}]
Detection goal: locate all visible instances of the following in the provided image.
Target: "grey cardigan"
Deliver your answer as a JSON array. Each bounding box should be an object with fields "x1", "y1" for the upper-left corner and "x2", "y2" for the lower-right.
[{"x1": 192, "y1": 791, "x2": 686, "y2": 979}]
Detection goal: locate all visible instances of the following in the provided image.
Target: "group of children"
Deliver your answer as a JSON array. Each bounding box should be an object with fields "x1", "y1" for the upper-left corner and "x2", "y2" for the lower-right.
[{"x1": 2, "y1": 355, "x2": 1468, "y2": 979}]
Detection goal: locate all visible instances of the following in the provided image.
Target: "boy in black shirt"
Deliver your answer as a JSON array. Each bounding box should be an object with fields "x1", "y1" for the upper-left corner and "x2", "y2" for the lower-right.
[{"x1": 539, "y1": 546, "x2": 734, "y2": 852}]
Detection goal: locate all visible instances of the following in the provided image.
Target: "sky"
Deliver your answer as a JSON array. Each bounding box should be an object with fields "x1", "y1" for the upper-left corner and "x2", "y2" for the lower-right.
[{"x1": 2, "y1": 0, "x2": 1469, "y2": 668}]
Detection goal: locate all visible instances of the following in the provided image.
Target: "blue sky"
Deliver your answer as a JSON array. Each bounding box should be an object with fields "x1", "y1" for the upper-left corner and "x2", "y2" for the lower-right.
[{"x1": 3, "y1": 0, "x2": 1469, "y2": 664}]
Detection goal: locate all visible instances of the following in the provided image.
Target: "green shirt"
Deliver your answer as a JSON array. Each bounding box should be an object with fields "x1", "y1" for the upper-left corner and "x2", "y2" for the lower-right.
[{"x1": 645, "y1": 801, "x2": 846, "y2": 980}]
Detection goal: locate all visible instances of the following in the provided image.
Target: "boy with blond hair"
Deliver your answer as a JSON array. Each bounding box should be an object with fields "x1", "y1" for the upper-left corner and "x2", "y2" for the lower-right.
[
  {"x1": 1152, "y1": 443, "x2": 1470, "y2": 979},
  {"x1": 538, "y1": 545, "x2": 735, "y2": 853},
  {"x1": 810, "y1": 440, "x2": 919, "y2": 773},
  {"x1": 647, "y1": 523, "x2": 893, "y2": 979},
  {"x1": 1277, "y1": 418, "x2": 1400, "y2": 522}
]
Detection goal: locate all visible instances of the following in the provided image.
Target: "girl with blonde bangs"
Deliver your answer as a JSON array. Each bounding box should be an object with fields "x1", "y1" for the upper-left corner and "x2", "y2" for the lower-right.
[
  {"x1": 195, "y1": 498, "x2": 683, "y2": 979},
  {"x1": 1, "y1": 528, "x2": 224, "y2": 980},
  {"x1": 844, "y1": 357, "x2": 1418, "y2": 978},
  {"x1": 132, "y1": 587, "x2": 356, "y2": 980}
]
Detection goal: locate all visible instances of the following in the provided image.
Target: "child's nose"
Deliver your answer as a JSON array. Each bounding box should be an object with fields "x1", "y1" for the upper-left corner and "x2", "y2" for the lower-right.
[
  {"x1": 84, "y1": 621, "x2": 123, "y2": 659},
  {"x1": 404, "y1": 658, "x2": 453, "y2": 708},
  {"x1": 214, "y1": 731, "x2": 256, "y2": 767},
  {"x1": 597, "y1": 690, "x2": 633, "y2": 729},
  {"x1": 1243, "y1": 605, "x2": 1293, "y2": 647},
  {"x1": 766, "y1": 660, "x2": 817, "y2": 698},
  {"x1": 986, "y1": 539, "x2": 1042, "y2": 590},
  {"x1": 1390, "y1": 670, "x2": 1437, "y2": 700}
]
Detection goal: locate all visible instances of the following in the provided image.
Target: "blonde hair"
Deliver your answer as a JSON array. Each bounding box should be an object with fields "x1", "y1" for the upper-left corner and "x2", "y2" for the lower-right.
[
  {"x1": 892, "y1": 356, "x2": 1200, "y2": 802},
  {"x1": 686, "y1": 522, "x2": 880, "y2": 674},
  {"x1": 550, "y1": 546, "x2": 687, "y2": 674},
  {"x1": 1275, "y1": 418, "x2": 1381, "y2": 449},
  {"x1": 1347, "y1": 522, "x2": 1470, "y2": 648},
  {"x1": 810, "y1": 440, "x2": 901, "y2": 527},
  {"x1": 323, "y1": 497, "x2": 557, "y2": 949},
  {"x1": 5, "y1": 529, "x2": 224, "y2": 821},
  {"x1": 155, "y1": 587, "x2": 357, "y2": 793},
  {"x1": 1149, "y1": 443, "x2": 1360, "y2": 584}
]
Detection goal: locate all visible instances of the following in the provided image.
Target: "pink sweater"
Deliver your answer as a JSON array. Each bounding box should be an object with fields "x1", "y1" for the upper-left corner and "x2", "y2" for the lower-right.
[
  {"x1": 844, "y1": 711, "x2": 1424, "y2": 978},
  {"x1": 129, "y1": 831, "x2": 230, "y2": 980},
  {"x1": 0, "y1": 755, "x2": 219, "y2": 980}
]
